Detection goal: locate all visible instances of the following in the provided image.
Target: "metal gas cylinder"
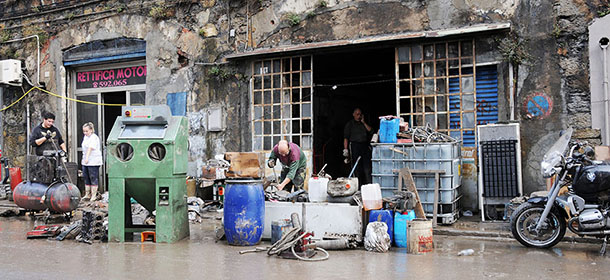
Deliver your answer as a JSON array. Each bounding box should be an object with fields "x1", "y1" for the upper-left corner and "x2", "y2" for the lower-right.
[{"x1": 13, "y1": 181, "x2": 81, "y2": 213}]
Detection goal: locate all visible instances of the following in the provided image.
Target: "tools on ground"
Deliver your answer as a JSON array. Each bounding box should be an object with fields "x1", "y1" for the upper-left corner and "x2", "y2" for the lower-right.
[
  {"x1": 267, "y1": 212, "x2": 329, "y2": 261},
  {"x1": 26, "y1": 225, "x2": 61, "y2": 239}
]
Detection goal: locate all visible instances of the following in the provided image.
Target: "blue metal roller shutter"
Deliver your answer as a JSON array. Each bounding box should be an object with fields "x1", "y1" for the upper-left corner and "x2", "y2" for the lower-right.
[{"x1": 448, "y1": 65, "x2": 499, "y2": 147}]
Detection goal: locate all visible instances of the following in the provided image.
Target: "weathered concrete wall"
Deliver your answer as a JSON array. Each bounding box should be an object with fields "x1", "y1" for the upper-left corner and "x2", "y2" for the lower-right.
[
  {"x1": 589, "y1": 15, "x2": 610, "y2": 144},
  {"x1": 0, "y1": 0, "x2": 608, "y2": 200}
]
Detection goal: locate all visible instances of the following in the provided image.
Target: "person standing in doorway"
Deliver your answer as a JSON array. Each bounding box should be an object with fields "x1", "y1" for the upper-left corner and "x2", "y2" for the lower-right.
[
  {"x1": 343, "y1": 108, "x2": 372, "y2": 185},
  {"x1": 30, "y1": 112, "x2": 66, "y2": 155},
  {"x1": 81, "y1": 122, "x2": 103, "y2": 201},
  {"x1": 267, "y1": 140, "x2": 307, "y2": 192}
]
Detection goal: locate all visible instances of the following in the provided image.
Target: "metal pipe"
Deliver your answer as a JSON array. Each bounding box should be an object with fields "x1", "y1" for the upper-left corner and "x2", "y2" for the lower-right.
[
  {"x1": 509, "y1": 62, "x2": 515, "y2": 121},
  {"x1": 1, "y1": 35, "x2": 40, "y2": 85},
  {"x1": 26, "y1": 102, "x2": 30, "y2": 180},
  {"x1": 600, "y1": 37, "x2": 609, "y2": 145},
  {"x1": 567, "y1": 216, "x2": 610, "y2": 236}
]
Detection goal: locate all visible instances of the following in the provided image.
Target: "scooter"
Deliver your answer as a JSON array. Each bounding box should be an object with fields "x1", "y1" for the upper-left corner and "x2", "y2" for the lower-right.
[{"x1": 510, "y1": 128, "x2": 610, "y2": 254}]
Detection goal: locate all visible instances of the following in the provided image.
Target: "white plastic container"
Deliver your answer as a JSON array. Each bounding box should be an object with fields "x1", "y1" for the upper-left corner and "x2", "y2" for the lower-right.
[
  {"x1": 361, "y1": 183, "x2": 382, "y2": 210},
  {"x1": 308, "y1": 177, "x2": 329, "y2": 202}
]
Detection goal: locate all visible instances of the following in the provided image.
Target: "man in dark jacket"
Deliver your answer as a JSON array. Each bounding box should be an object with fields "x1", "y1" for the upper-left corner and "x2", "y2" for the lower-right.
[
  {"x1": 343, "y1": 108, "x2": 372, "y2": 185},
  {"x1": 30, "y1": 112, "x2": 66, "y2": 156},
  {"x1": 267, "y1": 140, "x2": 307, "y2": 192}
]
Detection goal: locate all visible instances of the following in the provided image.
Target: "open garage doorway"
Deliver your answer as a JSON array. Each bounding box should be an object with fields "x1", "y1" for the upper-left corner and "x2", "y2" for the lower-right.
[{"x1": 312, "y1": 47, "x2": 396, "y2": 179}]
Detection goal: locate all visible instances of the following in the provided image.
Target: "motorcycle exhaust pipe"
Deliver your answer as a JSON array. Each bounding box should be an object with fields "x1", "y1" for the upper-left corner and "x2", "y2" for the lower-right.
[{"x1": 567, "y1": 217, "x2": 610, "y2": 236}]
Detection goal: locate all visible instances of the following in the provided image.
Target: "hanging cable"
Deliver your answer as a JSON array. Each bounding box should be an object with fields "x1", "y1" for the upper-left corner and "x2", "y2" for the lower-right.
[
  {"x1": 0, "y1": 85, "x2": 125, "y2": 112},
  {"x1": 0, "y1": 86, "x2": 34, "y2": 112},
  {"x1": 36, "y1": 86, "x2": 125, "y2": 106}
]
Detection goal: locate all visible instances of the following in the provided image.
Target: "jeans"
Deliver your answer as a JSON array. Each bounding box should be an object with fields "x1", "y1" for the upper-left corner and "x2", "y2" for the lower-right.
[{"x1": 82, "y1": 165, "x2": 100, "y2": 185}]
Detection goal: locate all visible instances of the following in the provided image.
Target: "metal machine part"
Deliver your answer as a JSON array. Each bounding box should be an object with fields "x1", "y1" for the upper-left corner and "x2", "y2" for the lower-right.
[
  {"x1": 567, "y1": 195, "x2": 586, "y2": 215},
  {"x1": 578, "y1": 209, "x2": 606, "y2": 230},
  {"x1": 327, "y1": 177, "x2": 358, "y2": 197}
]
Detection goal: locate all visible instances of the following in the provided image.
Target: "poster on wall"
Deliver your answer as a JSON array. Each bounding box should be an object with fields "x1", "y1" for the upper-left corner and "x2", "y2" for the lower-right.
[{"x1": 76, "y1": 65, "x2": 146, "y2": 89}]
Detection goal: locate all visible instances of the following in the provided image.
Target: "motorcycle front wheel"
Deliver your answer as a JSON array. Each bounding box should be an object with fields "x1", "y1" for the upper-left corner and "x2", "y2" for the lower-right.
[{"x1": 510, "y1": 202, "x2": 566, "y2": 248}]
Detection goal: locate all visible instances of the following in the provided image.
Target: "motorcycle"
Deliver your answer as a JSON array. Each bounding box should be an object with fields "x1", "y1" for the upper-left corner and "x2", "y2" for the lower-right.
[{"x1": 510, "y1": 127, "x2": 610, "y2": 254}]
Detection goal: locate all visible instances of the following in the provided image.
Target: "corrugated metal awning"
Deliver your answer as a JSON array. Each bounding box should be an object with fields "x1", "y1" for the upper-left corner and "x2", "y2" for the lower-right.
[{"x1": 226, "y1": 22, "x2": 511, "y2": 60}]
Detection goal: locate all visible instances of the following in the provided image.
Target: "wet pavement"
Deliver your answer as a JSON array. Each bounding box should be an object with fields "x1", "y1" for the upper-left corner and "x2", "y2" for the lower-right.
[{"x1": 1, "y1": 214, "x2": 609, "y2": 280}]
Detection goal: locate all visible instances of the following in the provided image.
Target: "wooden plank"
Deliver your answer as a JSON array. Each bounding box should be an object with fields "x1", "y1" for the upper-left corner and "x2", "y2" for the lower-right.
[
  {"x1": 397, "y1": 167, "x2": 426, "y2": 219},
  {"x1": 394, "y1": 168, "x2": 445, "y2": 227}
]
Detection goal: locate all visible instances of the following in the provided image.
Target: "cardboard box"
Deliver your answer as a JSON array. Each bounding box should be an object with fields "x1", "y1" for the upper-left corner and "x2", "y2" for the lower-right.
[{"x1": 225, "y1": 152, "x2": 263, "y2": 178}]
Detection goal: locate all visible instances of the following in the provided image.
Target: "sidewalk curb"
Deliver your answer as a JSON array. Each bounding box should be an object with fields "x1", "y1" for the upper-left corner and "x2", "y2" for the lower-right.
[{"x1": 434, "y1": 228, "x2": 603, "y2": 244}]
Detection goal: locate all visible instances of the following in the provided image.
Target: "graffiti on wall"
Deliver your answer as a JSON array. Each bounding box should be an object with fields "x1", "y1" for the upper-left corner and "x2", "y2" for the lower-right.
[{"x1": 523, "y1": 92, "x2": 553, "y2": 119}]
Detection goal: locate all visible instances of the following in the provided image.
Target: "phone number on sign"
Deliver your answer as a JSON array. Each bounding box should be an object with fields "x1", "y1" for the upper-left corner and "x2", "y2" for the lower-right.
[{"x1": 92, "y1": 79, "x2": 128, "y2": 88}]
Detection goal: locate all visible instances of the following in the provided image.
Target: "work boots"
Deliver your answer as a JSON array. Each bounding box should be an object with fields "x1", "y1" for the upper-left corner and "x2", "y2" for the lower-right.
[
  {"x1": 82, "y1": 185, "x2": 91, "y2": 201},
  {"x1": 90, "y1": 185, "x2": 99, "y2": 202}
]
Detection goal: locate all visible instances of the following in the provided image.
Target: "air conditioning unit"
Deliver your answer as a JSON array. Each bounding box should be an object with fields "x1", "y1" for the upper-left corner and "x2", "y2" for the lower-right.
[
  {"x1": 477, "y1": 123, "x2": 523, "y2": 221},
  {"x1": 0, "y1": 59, "x2": 22, "y2": 86}
]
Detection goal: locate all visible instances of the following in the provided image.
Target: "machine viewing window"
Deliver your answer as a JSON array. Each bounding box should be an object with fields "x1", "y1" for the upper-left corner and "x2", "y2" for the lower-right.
[
  {"x1": 251, "y1": 55, "x2": 313, "y2": 152},
  {"x1": 119, "y1": 125, "x2": 166, "y2": 139},
  {"x1": 396, "y1": 39, "x2": 498, "y2": 146}
]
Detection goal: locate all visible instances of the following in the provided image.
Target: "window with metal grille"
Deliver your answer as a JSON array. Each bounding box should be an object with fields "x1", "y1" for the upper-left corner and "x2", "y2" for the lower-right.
[
  {"x1": 396, "y1": 40, "x2": 498, "y2": 146},
  {"x1": 251, "y1": 56, "x2": 313, "y2": 152}
]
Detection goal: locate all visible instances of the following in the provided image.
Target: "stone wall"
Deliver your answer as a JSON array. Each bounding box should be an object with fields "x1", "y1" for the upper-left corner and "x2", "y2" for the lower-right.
[{"x1": 0, "y1": 0, "x2": 608, "y2": 195}]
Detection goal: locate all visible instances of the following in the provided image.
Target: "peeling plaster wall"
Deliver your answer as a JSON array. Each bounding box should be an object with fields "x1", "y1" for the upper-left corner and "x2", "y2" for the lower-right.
[{"x1": 0, "y1": 0, "x2": 608, "y2": 203}]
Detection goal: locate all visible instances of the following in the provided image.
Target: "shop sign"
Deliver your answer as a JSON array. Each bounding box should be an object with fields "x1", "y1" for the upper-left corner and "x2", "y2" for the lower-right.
[{"x1": 76, "y1": 65, "x2": 146, "y2": 89}]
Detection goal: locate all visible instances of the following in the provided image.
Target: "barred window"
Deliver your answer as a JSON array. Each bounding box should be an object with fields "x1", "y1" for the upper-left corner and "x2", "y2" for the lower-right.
[
  {"x1": 396, "y1": 39, "x2": 498, "y2": 146},
  {"x1": 251, "y1": 55, "x2": 313, "y2": 152}
]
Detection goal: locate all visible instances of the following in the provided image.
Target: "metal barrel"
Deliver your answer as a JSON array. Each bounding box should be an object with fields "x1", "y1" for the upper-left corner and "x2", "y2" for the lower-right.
[{"x1": 13, "y1": 181, "x2": 81, "y2": 213}]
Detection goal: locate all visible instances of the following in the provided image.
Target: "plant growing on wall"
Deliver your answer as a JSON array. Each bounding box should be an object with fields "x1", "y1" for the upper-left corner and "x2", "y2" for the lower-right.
[
  {"x1": 318, "y1": 0, "x2": 328, "y2": 8},
  {"x1": 149, "y1": 4, "x2": 173, "y2": 20},
  {"x1": 286, "y1": 13, "x2": 301, "y2": 26},
  {"x1": 497, "y1": 33, "x2": 534, "y2": 66},
  {"x1": 22, "y1": 24, "x2": 49, "y2": 45},
  {"x1": 0, "y1": 29, "x2": 10, "y2": 43},
  {"x1": 208, "y1": 66, "x2": 232, "y2": 82}
]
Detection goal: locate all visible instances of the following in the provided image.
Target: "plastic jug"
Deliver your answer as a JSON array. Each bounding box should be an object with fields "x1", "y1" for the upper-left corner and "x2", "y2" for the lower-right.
[
  {"x1": 369, "y1": 210, "x2": 394, "y2": 244},
  {"x1": 361, "y1": 183, "x2": 382, "y2": 210},
  {"x1": 379, "y1": 117, "x2": 400, "y2": 143},
  {"x1": 308, "y1": 177, "x2": 329, "y2": 202},
  {"x1": 394, "y1": 210, "x2": 416, "y2": 248}
]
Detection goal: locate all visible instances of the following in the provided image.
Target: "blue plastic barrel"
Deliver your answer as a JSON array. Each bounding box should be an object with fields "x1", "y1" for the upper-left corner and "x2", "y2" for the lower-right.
[
  {"x1": 379, "y1": 118, "x2": 400, "y2": 143},
  {"x1": 224, "y1": 179, "x2": 265, "y2": 246},
  {"x1": 369, "y1": 210, "x2": 394, "y2": 244},
  {"x1": 394, "y1": 210, "x2": 416, "y2": 248}
]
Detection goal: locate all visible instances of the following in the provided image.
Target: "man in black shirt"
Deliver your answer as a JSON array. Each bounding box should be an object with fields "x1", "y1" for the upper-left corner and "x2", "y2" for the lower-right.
[
  {"x1": 30, "y1": 112, "x2": 66, "y2": 156},
  {"x1": 343, "y1": 108, "x2": 372, "y2": 185}
]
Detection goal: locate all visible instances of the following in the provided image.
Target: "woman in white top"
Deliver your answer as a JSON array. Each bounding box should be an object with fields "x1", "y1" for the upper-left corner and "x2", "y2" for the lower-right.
[{"x1": 81, "y1": 122, "x2": 103, "y2": 201}]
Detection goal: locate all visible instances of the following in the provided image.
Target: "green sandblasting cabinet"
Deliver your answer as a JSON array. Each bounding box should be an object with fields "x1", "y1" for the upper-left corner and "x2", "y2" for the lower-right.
[{"x1": 106, "y1": 105, "x2": 189, "y2": 243}]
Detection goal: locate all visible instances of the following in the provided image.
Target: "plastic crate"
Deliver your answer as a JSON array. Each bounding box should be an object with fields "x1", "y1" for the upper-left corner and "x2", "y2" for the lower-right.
[{"x1": 371, "y1": 142, "x2": 462, "y2": 200}]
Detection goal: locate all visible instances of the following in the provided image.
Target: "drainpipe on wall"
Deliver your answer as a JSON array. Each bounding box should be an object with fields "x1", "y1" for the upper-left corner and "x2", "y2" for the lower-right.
[
  {"x1": 509, "y1": 63, "x2": 515, "y2": 121},
  {"x1": 601, "y1": 37, "x2": 609, "y2": 145}
]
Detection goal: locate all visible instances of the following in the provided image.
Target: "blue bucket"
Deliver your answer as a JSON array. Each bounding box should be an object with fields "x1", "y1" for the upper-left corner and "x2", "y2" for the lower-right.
[{"x1": 223, "y1": 179, "x2": 265, "y2": 246}]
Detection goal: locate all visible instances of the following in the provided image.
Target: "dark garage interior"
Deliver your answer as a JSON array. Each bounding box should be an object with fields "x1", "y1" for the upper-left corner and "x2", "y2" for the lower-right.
[{"x1": 312, "y1": 47, "x2": 397, "y2": 178}]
